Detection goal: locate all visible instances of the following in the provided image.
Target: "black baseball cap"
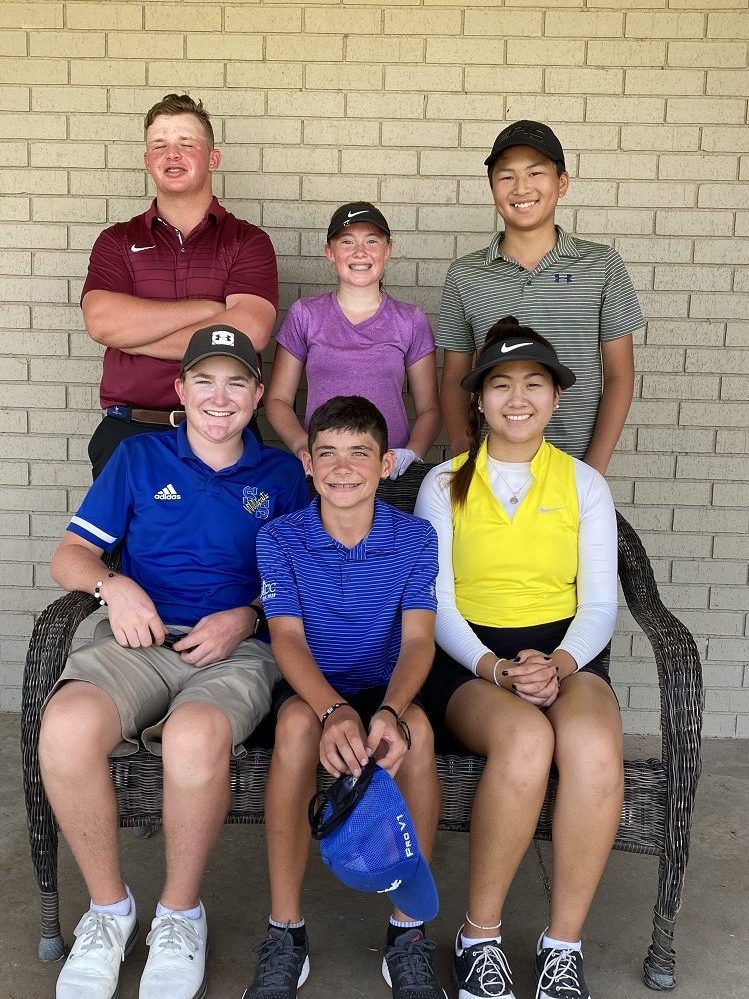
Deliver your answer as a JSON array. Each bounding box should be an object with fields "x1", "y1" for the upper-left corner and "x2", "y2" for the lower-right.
[
  {"x1": 461, "y1": 336, "x2": 576, "y2": 392},
  {"x1": 327, "y1": 202, "x2": 391, "y2": 241},
  {"x1": 484, "y1": 120, "x2": 566, "y2": 176},
  {"x1": 181, "y1": 324, "x2": 262, "y2": 381}
]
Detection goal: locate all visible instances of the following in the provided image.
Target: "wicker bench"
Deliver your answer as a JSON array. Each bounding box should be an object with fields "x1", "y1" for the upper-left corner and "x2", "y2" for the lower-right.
[{"x1": 22, "y1": 464, "x2": 703, "y2": 989}]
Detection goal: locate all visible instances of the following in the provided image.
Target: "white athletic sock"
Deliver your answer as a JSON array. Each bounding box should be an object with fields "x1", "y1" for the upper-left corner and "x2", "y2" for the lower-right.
[
  {"x1": 156, "y1": 901, "x2": 202, "y2": 921},
  {"x1": 542, "y1": 932, "x2": 582, "y2": 952},
  {"x1": 461, "y1": 933, "x2": 502, "y2": 949},
  {"x1": 90, "y1": 886, "x2": 132, "y2": 917}
]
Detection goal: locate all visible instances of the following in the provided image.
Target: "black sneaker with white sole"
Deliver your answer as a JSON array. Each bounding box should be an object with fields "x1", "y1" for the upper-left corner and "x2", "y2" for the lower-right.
[
  {"x1": 453, "y1": 930, "x2": 516, "y2": 999},
  {"x1": 534, "y1": 945, "x2": 590, "y2": 999},
  {"x1": 242, "y1": 926, "x2": 310, "y2": 999},
  {"x1": 382, "y1": 928, "x2": 447, "y2": 999}
]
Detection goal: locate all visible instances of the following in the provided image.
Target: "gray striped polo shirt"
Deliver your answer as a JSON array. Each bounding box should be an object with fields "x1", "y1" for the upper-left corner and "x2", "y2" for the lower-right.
[{"x1": 436, "y1": 227, "x2": 644, "y2": 459}]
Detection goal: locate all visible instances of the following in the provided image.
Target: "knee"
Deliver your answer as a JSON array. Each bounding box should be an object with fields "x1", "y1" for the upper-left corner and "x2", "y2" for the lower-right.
[
  {"x1": 557, "y1": 725, "x2": 624, "y2": 801},
  {"x1": 273, "y1": 699, "x2": 322, "y2": 770},
  {"x1": 39, "y1": 683, "x2": 116, "y2": 772},
  {"x1": 161, "y1": 703, "x2": 232, "y2": 782},
  {"x1": 488, "y1": 714, "x2": 555, "y2": 789}
]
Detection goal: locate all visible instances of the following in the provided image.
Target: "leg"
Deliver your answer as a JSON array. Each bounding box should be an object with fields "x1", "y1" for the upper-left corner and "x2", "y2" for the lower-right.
[
  {"x1": 392, "y1": 704, "x2": 440, "y2": 919},
  {"x1": 265, "y1": 696, "x2": 322, "y2": 922},
  {"x1": 159, "y1": 701, "x2": 234, "y2": 910},
  {"x1": 39, "y1": 681, "x2": 127, "y2": 904},
  {"x1": 447, "y1": 680, "x2": 555, "y2": 934},
  {"x1": 545, "y1": 673, "x2": 624, "y2": 942}
]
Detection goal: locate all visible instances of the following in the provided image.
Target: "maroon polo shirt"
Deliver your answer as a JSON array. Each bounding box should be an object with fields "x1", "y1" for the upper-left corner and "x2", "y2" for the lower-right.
[{"x1": 81, "y1": 197, "x2": 278, "y2": 409}]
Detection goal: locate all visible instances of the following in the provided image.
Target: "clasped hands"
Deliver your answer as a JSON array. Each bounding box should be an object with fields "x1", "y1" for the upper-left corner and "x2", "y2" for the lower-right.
[
  {"x1": 479, "y1": 648, "x2": 575, "y2": 709},
  {"x1": 102, "y1": 574, "x2": 251, "y2": 667},
  {"x1": 320, "y1": 704, "x2": 407, "y2": 779}
]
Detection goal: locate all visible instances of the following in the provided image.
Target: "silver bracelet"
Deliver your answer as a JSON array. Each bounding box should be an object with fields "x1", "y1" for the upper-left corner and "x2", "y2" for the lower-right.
[{"x1": 491, "y1": 658, "x2": 506, "y2": 686}]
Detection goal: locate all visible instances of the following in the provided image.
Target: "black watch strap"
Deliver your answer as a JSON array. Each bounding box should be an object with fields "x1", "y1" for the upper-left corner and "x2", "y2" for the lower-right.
[{"x1": 251, "y1": 603, "x2": 268, "y2": 636}]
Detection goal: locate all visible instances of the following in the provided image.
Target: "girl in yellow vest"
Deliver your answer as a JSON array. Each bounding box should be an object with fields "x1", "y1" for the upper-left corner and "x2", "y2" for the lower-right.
[{"x1": 415, "y1": 316, "x2": 622, "y2": 999}]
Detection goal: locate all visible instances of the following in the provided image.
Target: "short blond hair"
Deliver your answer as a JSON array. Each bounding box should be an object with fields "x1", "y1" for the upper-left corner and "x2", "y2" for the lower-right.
[{"x1": 144, "y1": 93, "x2": 214, "y2": 147}]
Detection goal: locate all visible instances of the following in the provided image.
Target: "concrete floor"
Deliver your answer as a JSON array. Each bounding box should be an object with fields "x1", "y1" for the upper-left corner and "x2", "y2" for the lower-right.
[{"x1": 3, "y1": 712, "x2": 747, "y2": 999}]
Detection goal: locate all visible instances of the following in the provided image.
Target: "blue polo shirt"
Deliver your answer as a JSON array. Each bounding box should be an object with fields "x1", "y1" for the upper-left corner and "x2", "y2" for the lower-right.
[
  {"x1": 67, "y1": 423, "x2": 308, "y2": 627},
  {"x1": 256, "y1": 498, "x2": 438, "y2": 697}
]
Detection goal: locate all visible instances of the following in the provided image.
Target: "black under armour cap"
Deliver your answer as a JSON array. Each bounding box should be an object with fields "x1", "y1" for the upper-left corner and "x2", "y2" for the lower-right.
[
  {"x1": 484, "y1": 120, "x2": 566, "y2": 176},
  {"x1": 327, "y1": 202, "x2": 391, "y2": 241},
  {"x1": 181, "y1": 325, "x2": 262, "y2": 381},
  {"x1": 461, "y1": 337, "x2": 576, "y2": 392}
]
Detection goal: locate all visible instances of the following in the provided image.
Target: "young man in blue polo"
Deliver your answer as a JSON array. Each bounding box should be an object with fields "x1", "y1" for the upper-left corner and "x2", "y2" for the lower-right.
[
  {"x1": 244, "y1": 396, "x2": 446, "y2": 999},
  {"x1": 39, "y1": 325, "x2": 307, "y2": 999}
]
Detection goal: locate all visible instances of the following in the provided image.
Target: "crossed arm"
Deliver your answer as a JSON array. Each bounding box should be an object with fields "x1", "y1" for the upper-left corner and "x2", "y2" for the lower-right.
[
  {"x1": 268, "y1": 609, "x2": 435, "y2": 778},
  {"x1": 82, "y1": 290, "x2": 277, "y2": 362}
]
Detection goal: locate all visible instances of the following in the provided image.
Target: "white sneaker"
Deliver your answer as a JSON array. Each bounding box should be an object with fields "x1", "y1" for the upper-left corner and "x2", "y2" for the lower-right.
[
  {"x1": 56, "y1": 894, "x2": 138, "y2": 999},
  {"x1": 139, "y1": 904, "x2": 208, "y2": 999}
]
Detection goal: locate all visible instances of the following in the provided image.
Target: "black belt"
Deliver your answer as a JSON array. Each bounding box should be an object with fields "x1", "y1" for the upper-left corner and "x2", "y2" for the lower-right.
[{"x1": 105, "y1": 406, "x2": 185, "y2": 426}]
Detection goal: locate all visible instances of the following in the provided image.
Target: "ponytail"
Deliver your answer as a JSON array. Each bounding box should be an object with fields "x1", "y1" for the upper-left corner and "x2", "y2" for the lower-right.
[{"x1": 450, "y1": 393, "x2": 483, "y2": 509}]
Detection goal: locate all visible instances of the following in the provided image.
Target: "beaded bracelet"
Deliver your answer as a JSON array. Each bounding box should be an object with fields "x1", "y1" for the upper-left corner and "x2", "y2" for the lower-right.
[
  {"x1": 491, "y1": 658, "x2": 507, "y2": 686},
  {"x1": 320, "y1": 701, "x2": 348, "y2": 727},
  {"x1": 93, "y1": 571, "x2": 116, "y2": 607}
]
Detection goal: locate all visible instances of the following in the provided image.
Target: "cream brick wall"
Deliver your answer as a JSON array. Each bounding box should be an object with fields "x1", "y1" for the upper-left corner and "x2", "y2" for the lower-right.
[{"x1": 0, "y1": 1, "x2": 747, "y2": 736}]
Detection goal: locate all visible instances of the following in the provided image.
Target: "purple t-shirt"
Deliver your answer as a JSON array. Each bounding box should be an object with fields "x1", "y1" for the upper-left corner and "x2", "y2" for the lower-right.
[{"x1": 276, "y1": 291, "x2": 435, "y2": 449}]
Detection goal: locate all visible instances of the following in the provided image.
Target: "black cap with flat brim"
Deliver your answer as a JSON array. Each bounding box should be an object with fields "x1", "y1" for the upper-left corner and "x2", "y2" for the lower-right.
[
  {"x1": 180, "y1": 324, "x2": 262, "y2": 382},
  {"x1": 484, "y1": 120, "x2": 566, "y2": 176},
  {"x1": 461, "y1": 337, "x2": 576, "y2": 393}
]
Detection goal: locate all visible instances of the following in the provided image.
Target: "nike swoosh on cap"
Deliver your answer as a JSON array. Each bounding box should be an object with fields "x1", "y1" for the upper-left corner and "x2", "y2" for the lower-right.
[
  {"x1": 131, "y1": 244, "x2": 156, "y2": 253},
  {"x1": 346, "y1": 210, "x2": 367, "y2": 218},
  {"x1": 500, "y1": 341, "x2": 534, "y2": 354}
]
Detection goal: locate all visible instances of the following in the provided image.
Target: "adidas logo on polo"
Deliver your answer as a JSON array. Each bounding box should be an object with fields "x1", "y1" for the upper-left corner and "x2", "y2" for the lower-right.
[{"x1": 154, "y1": 483, "x2": 181, "y2": 500}]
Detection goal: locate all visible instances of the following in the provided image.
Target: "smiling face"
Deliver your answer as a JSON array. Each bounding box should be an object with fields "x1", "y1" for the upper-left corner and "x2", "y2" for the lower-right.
[
  {"x1": 324, "y1": 223, "x2": 392, "y2": 289},
  {"x1": 303, "y1": 428, "x2": 394, "y2": 513},
  {"x1": 490, "y1": 145, "x2": 568, "y2": 235},
  {"x1": 480, "y1": 359, "x2": 560, "y2": 461},
  {"x1": 175, "y1": 355, "x2": 263, "y2": 458},
  {"x1": 144, "y1": 112, "x2": 220, "y2": 199}
]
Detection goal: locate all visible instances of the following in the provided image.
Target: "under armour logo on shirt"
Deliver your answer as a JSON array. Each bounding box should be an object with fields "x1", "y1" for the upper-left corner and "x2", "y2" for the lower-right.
[{"x1": 554, "y1": 273, "x2": 573, "y2": 283}]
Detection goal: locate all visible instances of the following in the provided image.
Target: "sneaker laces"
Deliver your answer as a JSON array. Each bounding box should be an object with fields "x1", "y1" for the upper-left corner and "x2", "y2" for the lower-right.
[
  {"x1": 465, "y1": 942, "x2": 513, "y2": 995},
  {"x1": 389, "y1": 933, "x2": 439, "y2": 989},
  {"x1": 252, "y1": 930, "x2": 300, "y2": 988},
  {"x1": 538, "y1": 949, "x2": 582, "y2": 996},
  {"x1": 145, "y1": 914, "x2": 201, "y2": 959},
  {"x1": 71, "y1": 911, "x2": 127, "y2": 961}
]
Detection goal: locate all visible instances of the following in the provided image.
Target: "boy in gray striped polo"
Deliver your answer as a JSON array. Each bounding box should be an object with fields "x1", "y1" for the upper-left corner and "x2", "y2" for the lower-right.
[
  {"x1": 438, "y1": 119, "x2": 644, "y2": 474},
  {"x1": 244, "y1": 396, "x2": 446, "y2": 999}
]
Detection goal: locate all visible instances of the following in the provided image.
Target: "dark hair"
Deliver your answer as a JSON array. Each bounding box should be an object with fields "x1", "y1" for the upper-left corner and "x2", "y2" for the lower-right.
[
  {"x1": 145, "y1": 93, "x2": 214, "y2": 147},
  {"x1": 307, "y1": 395, "x2": 389, "y2": 457},
  {"x1": 450, "y1": 316, "x2": 560, "y2": 509}
]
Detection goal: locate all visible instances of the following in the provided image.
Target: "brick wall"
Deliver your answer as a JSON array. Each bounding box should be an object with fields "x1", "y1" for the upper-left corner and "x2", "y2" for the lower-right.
[{"x1": 1, "y1": 0, "x2": 747, "y2": 735}]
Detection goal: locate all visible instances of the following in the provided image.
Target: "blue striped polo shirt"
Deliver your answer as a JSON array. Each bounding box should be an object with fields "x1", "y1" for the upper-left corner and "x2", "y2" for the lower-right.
[{"x1": 256, "y1": 498, "x2": 438, "y2": 697}]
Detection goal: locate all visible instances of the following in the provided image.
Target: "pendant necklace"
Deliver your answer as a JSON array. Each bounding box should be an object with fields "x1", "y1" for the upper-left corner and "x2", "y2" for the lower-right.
[{"x1": 496, "y1": 471, "x2": 533, "y2": 505}]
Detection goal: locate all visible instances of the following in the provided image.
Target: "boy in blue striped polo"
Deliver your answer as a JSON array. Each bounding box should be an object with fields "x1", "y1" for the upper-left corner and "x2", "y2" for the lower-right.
[
  {"x1": 244, "y1": 396, "x2": 446, "y2": 999},
  {"x1": 438, "y1": 119, "x2": 644, "y2": 474}
]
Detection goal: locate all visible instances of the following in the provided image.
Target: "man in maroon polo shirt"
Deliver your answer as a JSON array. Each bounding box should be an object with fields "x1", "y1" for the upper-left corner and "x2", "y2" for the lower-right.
[{"x1": 82, "y1": 93, "x2": 279, "y2": 477}]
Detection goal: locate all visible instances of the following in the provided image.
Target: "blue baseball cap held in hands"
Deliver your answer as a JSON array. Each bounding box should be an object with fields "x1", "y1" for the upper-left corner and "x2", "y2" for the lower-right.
[{"x1": 308, "y1": 759, "x2": 439, "y2": 922}]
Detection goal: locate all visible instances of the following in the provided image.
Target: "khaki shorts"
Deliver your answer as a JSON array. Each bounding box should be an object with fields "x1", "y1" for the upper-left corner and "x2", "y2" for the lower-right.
[{"x1": 44, "y1": 620, "x2": 280, "y2": 758}]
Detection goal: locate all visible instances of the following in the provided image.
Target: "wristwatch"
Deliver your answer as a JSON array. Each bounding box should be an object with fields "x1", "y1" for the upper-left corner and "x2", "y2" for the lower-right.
[{"x1": 250, "y1": 603, "x2": 268, "y2": 636}]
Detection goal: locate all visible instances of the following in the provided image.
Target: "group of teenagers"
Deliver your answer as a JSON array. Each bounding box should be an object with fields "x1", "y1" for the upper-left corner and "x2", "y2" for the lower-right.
[{"x1": 38, "y1": 93, "x2": 645, "y2": 999}]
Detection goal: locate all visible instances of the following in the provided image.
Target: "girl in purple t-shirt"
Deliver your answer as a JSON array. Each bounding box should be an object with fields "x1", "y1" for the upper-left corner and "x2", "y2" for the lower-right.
[{"x1": 266, "y1": 202, "x2": 440, "y2": 477}]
